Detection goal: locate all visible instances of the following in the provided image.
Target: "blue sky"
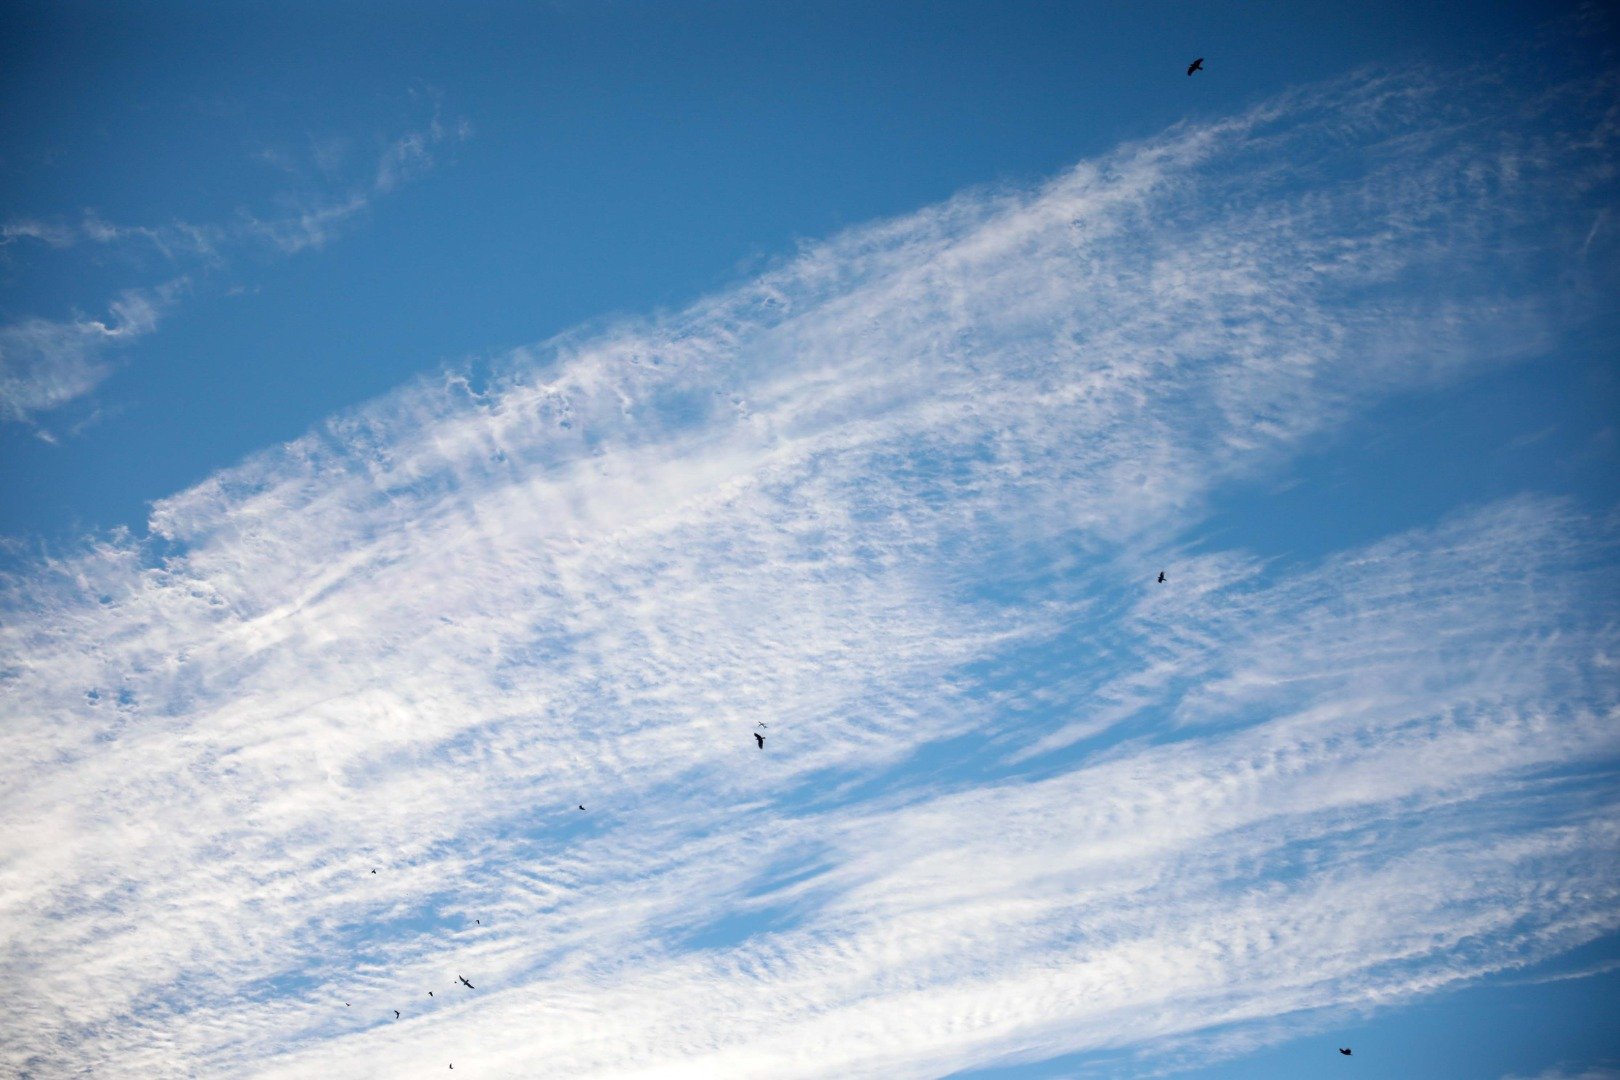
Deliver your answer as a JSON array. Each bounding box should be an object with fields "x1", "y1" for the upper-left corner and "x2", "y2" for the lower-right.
[{"x1": 1, "y1": 2, "x2": 1618, "y2": 1078}]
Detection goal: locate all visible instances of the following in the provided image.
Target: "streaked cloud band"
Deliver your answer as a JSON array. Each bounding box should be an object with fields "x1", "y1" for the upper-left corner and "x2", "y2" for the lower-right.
[{"x1": 1, "y1": 62, "x2": 1616, "y2": 1078}]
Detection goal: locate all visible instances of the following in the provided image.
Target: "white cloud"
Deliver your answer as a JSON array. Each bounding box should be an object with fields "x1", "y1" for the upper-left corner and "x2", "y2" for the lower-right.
[
  {"x1": 238, "y1": 193, "x2": 373, "y2": 256},
  {"x1": 0, "y1": 218, "x2": 78, "y2": 248},
  {"x1": 0, "y1": 61, "x2": 1616, "y2": 1079},
  {"x1": 0, "y1": 282, "x2": 181, "y2": 424}
]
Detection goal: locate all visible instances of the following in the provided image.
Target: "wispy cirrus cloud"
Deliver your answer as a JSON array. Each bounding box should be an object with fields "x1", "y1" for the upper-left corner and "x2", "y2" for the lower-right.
[
  {"x1": 3, "y1": 108, "x2": 466, "y2": 261},
  {"x1": 0, "y1": 60, "x2": 1615, "y2": 1079},
  {"x1": 0, "y1": 105, "x2": 468, "y2": 425},
  {"x1": 0, "y1": 219, "x2": 79, "y2": 248},
  {"x1": 0, "y1": 281, "x2": 183, "y2": 428}
]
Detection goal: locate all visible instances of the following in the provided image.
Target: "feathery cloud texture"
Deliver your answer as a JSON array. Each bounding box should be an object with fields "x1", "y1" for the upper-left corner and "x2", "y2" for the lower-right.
[
  {"x1": 0, "y1": 284, "x2": 179, "y2": 425},
  {"x1": 1, "y1": 65, "x2": 1617, "y2": 1078}
]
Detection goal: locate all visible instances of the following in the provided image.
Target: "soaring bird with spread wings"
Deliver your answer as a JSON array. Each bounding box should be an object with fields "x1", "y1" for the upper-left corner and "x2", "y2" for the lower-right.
[{"x1": 1187, "y1": 57, "x2": 1204, "y2": 75}]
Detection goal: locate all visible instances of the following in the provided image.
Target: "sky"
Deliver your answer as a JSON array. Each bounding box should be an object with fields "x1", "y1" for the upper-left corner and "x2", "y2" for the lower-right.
[{"x1": 0, "y1": 2, "x2": 1617, "y2": 1078}]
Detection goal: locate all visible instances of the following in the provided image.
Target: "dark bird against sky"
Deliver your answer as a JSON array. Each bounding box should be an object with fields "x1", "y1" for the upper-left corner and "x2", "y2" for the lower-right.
[
  {"x1": 1187, "y1": 57, "x2": 1204, "y2": 75},
  {"x1": 458, "y1": 975, "x2": 474, "y2": 989},
  {"x1": 1339, "y1": 1048, "x2": 1353, "y2": 1056},
  {"x1": 754, "y1": 732, "x2": 765, "y2": 749}
]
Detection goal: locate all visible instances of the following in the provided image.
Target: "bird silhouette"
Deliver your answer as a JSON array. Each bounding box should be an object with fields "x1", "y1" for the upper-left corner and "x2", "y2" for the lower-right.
[
  {"x1": 757, "y1": 722, "x2": 767, "y2": 728},
  {"x1": 429, "y1": 991, "x2": 434, "y2": 997},
  {"x1": 754, "y1": 732, "x2": 765, "y2": 749},
  {"x1": 1187, "y1": 57, "x2": 1204, "y2": 75},
  {"x1": 394, "y1": 1010, "x2": 400, "y2": 1019},
  {"x1": 345, "y1": 1002, "x2": 350, "y2": 1007},
  {"x1": 1157, "y1": 571, "x2": 1166, "y2": 583},
  {"x1": 1339, "y1": 1048, "x2": 1353, "y2": 1056},
  {"x1": 475, "y1": 919, "x2": 480, "y2": 924},
  {"x1": 371, "y1": 869, "x2": 377, "y2": 874},
  {"x1": 578, "y1": 804, "x2": 586, "y2": 811},
  {"x1": 458, "y1": 975, "x2": 475, "y2": 989}
]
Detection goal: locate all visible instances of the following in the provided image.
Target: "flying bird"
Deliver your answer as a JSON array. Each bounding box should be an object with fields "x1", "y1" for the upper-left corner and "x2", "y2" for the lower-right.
[
  {"x1": 475, "y1": 919, "x2": 480, "y2": 924},
  {"x1": 458, "y1": 976, "x2": 475, "y2": 989},
  {"x1": 578, "y1": 804, "x2": 586, "y2": 811},
  {"x1": 394, "y1": 1010, "x2": 400, "y2": 1019},
  {"x1": 1339, "y1": 1048, "x2": 1353, "y2": 1056},
  {"x1": 1187, "y1": 57, "x2": 1204, "y2": 75},
  {"x1": 757, "y1": 722, "x2": 767, "y2": 728},
  {"x1": 371, "y1": 869, "x2": 377, "y2": 874},
  {"x1": 1157, "y1": 571, "x2": 1166, "y2": 583},
  {"x1": 754, "y1": 732, "x2": 765, "y2": 749},
  {"x1": 429, "y1": 991, "x2": 434, "y2": 997}
]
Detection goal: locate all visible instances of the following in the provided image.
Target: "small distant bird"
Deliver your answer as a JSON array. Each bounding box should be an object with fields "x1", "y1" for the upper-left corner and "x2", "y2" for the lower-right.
[
  {"x1": 394, "y1": 1010, "x2": 400, "y2": 1019},
  {"x1": 578, "y1": 804, "x2": 586, "y2": 811},
  {"x1": 1157, "y1": 571, "x2": 1166, "y2": 583},
  {"x1": 1187, "y1": 57, "x2": 1204, "y2": 75},
  {"x1": 1339, "y1": 1048, "x2": 1353, "y2": 1056},
  {"x1": 458, "y1": 975, "x2": 475, "y2": 989},
  {"x1": 754, "y1": 732, "x2": 765, "y2": 749},
  {"x1": 345, "y1": 1002, "x2": 350, "y2": 1007},
  {"x1": 371, "y1": 869, "x2": 377, "y2": 874},
  {"x1": 757, "y1": 722, "x2": 767, "y2": 728},
  {"x1": 429, "y1": 991, "x2": 434, "y2": 997},
  {"x1": 475, "y1": 919, "x2": 480, "y2": 924}
]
